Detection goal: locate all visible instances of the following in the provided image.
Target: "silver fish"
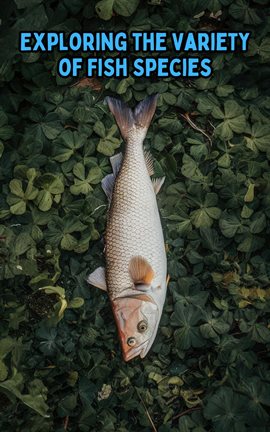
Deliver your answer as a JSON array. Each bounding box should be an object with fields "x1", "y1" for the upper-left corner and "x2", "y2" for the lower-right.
[{"x1": 88, "y1": 95, "x2": 168, "y2": 361}]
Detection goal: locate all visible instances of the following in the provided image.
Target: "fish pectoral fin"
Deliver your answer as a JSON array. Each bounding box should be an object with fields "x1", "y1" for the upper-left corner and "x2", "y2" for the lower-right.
[
  {"x1": 129, "y1": 256, "x2": 155, "y2": 285},
  {"x1": 87, "y1": 267, "x2": 107, "y2": 291},
  {"x1": 152, "y1": 176, "x2": 165, "y2": 194},
  {"x1": 132, "y1": 293, "x2": 157, "y2": 305}
]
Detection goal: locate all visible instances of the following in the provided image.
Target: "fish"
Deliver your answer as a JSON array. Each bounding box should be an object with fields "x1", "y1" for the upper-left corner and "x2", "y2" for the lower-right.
[{"x1": 87, "y1": 94, "x2": 168, "y2": 361}]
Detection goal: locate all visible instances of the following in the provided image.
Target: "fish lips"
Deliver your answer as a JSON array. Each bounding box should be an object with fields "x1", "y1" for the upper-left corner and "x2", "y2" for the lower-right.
[
  {"x1": 111, "y1": 291, "x2": 160, "y2": 361},
  {"x1": 123, "y1": 339, "x2": 150, "y2": 362}
]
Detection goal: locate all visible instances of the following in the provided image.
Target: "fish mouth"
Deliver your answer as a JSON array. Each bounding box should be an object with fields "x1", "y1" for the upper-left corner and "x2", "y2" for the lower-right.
[{"x1": 123, "y1": 340, "x2": 150, "y2": 362}]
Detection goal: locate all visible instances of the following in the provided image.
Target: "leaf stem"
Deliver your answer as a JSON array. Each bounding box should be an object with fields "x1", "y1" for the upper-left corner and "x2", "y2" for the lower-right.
[{"x1": 172, "y1": 406, "x2": 201, "y2": 421}]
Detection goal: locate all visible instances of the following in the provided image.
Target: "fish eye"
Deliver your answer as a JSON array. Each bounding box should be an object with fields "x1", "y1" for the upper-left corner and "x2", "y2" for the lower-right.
[
  {"x1": 137, "y1": 320, "x2": 148, "y2": 333},
  {"x1": 127, "y1": 337, "x2": 136, "y2": 347}
]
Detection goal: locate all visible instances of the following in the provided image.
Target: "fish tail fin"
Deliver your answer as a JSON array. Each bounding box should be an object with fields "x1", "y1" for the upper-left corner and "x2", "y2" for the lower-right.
[
  {"x1": 106, "y1": 94, "x2": 158, "y2": 142},
  {"x1": 133, "y1": 94, "x2": 159, "y2": 130},
  {"x1": 106, "y1": 97, "x2": 134, "y2": 142}
]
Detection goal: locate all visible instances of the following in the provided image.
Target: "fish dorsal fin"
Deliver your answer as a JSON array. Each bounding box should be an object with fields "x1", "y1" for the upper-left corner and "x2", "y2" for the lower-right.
[
  {"x1": 106, "y1": 95, "x2": 158, "y2": 142},
  {"x1": 129, "y1": 256, "x2": 155, "y2": 285},
  {"x1": 110, "y1": 152, "x2": 123, "y2": 176},
  {"x1": 87, "y1": 266, "x2": 107, "y2": 291},
  {"x1": 152, "y1": 176, "x2": 165, "y2": 194},
  {"x1": 144, "y1": 150, "x2": 154, "y2": 176}
]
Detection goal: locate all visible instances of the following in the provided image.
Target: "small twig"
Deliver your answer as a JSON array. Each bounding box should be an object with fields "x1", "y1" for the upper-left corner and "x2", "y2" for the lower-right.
[
  {"x1": 172, "y1": 406, "x2": 201, "y2": 421},
  {"x1": 91, "y1": 204, "x2": 107, "y2": 216},
  {"x1": 180, "y1": 113, "x2": 212, "y2": 149},
  {"x1": 63, "y1": 416, "x2": 69, "y2": 430},
  {"x1": 135, "y1": 389, "x2": 157, "y2": 432}
]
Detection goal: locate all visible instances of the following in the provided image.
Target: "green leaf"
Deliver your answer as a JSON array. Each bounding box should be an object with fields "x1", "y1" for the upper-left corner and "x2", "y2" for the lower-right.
[
  {"x1": 219, "y1": 213, "x2": 242, "y2": 238},
  {"x1": 70, "y1": 164, "x2": 102, "y2": 195},
  {"x1": 93, "y1": 121, "x2": 106, "y2": 138},
  {"x1": 116, "y1": 77, "x2": 135, "y2": 94},
  {"x1": 39, "y1": 285, "x2": 65, "y2": 298},
  {"x1": 14, "y1": 232, "x2": 34, "y2": 256},
  {"x1": 96, "y1": 0, "x2": 139, "y2": 20},
  {"x1": 114, "y1": 0, "x2": 139, "y2": 16},
  {"x1": 36, "y1": 190, "x2": 53, "y2": 211},
  {"x1": 244, "y1": 183, "x2": 255, "y2": 202},
  {"x1": 229, "y1": 0, "x2": 262, "y2": 25},
  {"x1": 204, "y1": 387, "x2": 249, "y2": 432},
  {"x1": 213, "y1": 100, "x2": 246, "y2": 140},
  {"x1": 53, "y1": 131, "x2": 86, "y2": 162},
  {"x1": 0, "y1": 370, "x2": 49, "y2": 417},
  {"x1": 250, "y1": 213, "x2": 266, "y2": 234},
  {"x1": 95, "y1": 0, "x2": 114, "y2": 20},
  {"x1": 41, "y1": 121, "x2": 61, "y2": 140},
  {"x1": 0, "y1": 125, "x2": 14, "y2": 140},
  {"x1": 0, "y1": 360, "x2": 8, "y2": 381},
  {"x1": 0, "y1": 338, "x2": 15, "y2": 359},
  {"x1": 200, "y1": 317, "x2": 230, "y2": 339},
  {"x1": 97, "y1": 136, "x2": 121, "y2": 156},
  {"x1": 171, "y1": 303, "x2": 204, "y2": 350},
  {"x1": 10, "y1": 200, "x2": 26, "y2": 215},
  {"x1": 190, "y1": 208, "x2": 213, "y2": 228},
  {"x1": 61, "y1": 233, "x2": 78, "y2": 250},
  {"x1": 14, "y1": 0, "x2": 43, "y2": 8},
  {"x1": 68, "y1": 297, "x2": 85, "y2": 308},
  {"x1": 245, "y1": 123, "x2": 270, "y2": 153},
  {"x1": 9, "y1": 180, "x2": 24, "y2": 198},
  {"x1": 181, "y1": 154, "x2": 204, "y2": 181}
]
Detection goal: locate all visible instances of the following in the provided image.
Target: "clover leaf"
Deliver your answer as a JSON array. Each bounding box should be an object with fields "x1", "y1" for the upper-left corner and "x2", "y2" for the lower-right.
[
  {"x1": 212, "y1": 100, "x2": 247, "y2": 140},
  {"x1": 70, "y1": 163, "x2": 103, "y2": 196}
]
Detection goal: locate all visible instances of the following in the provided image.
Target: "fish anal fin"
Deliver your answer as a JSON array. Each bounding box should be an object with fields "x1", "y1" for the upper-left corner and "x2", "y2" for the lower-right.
[
  {"x1": 129, "y1": 256, "x2": 155, "y2": 285},
  {"x1": 87, "y1": 267, "x2": 107, "y2": 291},
  {"x1": 152, "y1": 176, "x2": 165, "y2": 194},
  {"x1": 144, "y1": 150, "x2": 154, "y2": 176}
]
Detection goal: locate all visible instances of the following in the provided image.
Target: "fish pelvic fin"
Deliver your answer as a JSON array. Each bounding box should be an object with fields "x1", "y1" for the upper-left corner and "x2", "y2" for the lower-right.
[{"x1": 106, "y1": 94, "x2": 159, "y2": 142}]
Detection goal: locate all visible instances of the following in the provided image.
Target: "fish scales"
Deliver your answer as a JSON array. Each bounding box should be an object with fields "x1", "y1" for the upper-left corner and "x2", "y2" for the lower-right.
[{"x1": 106, "y1": 129, "x2": 166, "y2": 299}]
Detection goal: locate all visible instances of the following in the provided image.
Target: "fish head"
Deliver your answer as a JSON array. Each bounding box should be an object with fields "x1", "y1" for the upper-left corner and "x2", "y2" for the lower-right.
[{"x1": 112, "y1": 293, "x2": 160, "y2": 361}]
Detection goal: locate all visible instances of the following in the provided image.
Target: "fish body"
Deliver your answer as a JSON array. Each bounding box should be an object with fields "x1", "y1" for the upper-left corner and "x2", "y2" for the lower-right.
[{"x1": 88, "y1": 95, "x2": 167, "y2": 361}]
